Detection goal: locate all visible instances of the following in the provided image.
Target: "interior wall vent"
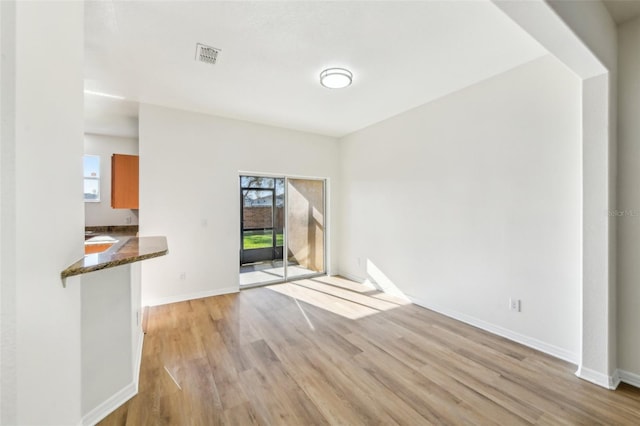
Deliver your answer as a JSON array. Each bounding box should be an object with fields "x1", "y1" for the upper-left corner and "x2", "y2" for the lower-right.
[{"x1": 195, "y1": 43, "x2": 221, "y2": 65}]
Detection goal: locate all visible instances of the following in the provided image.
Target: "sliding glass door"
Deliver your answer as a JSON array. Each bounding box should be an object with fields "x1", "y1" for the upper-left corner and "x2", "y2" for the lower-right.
[{"x1": 239, "y1": 175, "x2": 325, "y2": 287}]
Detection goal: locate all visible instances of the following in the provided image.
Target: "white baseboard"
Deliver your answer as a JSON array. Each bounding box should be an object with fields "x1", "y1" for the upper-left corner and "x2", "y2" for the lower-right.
[
  {"x1": 335, "y1": 271, "x2": 365, "y2": 283},
  {"x1": 617, "y1": 369, "x2": 640, "y2": 389},
  {"x1": 145, "y1": 286, "x2": 239, "y2": 306},
  {"x1": 81, "y1": 326, "x2": 146, "y2": 425},
  {"x1": 335, "y1": 271, "x2": 366, "y2": 284},
  {"x1": 611, "y1": 369, "x2": 622, "y2": 389},
  {"x1": 407, "y1": 295, "x2": 579, "y2": 364},
  {"x1": 575, "y1": 366, "x2": 620, "y2": 389},
  {"x1": 81, "y1": 381, "x2": 137, "y2": 426}
]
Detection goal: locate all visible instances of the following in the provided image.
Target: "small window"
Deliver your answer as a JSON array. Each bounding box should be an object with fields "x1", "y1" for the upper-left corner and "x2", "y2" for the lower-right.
[{"x1": 83, "y1": 155, "x2": 100, "y2": 202}]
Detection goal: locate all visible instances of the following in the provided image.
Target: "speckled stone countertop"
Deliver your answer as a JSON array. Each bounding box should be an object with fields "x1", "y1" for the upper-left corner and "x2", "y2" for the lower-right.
[
  {"x1": 85, "y1": 225, "x2": 138, "y2": 240},
  {"x1": 61, "y1": 236, "x2": 168, "y2": 279}
]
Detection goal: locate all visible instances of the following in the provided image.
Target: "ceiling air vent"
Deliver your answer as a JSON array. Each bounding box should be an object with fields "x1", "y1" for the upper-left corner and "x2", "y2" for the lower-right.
[{"x1": 195, "y1": 43, "x2": 221, "y2": 65}]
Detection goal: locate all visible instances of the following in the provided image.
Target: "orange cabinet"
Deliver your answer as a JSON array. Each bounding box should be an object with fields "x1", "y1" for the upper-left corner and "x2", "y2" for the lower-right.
[{"x1": 111, "y1": 154, "x2": 139, "y2": 209}]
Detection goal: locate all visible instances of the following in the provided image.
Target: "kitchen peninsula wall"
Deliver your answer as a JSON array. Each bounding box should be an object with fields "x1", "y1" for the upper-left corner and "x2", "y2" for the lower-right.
[{"x1": 84, "y1": 133, "x2": 139, "y2": 226}]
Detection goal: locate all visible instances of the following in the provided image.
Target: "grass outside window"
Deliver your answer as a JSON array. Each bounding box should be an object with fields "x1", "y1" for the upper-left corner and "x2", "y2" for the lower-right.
[{"x1": 243, "y1": 230, "x2": 284, "y2": 249}]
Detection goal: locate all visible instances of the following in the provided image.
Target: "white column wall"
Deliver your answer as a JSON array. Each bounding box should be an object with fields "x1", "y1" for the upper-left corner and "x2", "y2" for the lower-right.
[
  {"x1": 1, "y1": 1, "x2": 85, "y2": 424},
  {"x1": 494, "y1": 0, "x2": 617, "y2": 389}
]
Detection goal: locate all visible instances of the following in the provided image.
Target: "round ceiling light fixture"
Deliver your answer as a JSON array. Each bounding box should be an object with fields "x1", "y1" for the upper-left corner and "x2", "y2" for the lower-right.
[{"x1": 320, "y1": 67, "x2": 353, "y2": 89}]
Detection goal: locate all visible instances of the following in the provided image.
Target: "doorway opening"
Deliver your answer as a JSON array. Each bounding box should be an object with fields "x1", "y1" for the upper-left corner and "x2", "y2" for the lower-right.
[{"x1": 239, "y1": 174, "x2": 326, "y2": 287}]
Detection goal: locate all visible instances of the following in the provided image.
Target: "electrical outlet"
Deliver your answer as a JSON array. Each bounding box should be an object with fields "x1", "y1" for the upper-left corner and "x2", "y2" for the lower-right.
[
  {"x1": 357, "y1": 257, "x2": 361, "y2": 266},
  {"x1": 509, "y1": 298, "x2": 521, "y2": 312},
  {"x1": 125, "y1": 216, "x2": 132, "y2": 224},
  {"x1": 179, "y1": 272, "x2": 186, "y2": 281}
]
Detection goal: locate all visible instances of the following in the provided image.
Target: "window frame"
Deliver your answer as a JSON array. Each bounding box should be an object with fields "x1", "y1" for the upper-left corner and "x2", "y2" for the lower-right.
[{"x1": 83, "y1": 154, "x2": 101, "y2": 203}]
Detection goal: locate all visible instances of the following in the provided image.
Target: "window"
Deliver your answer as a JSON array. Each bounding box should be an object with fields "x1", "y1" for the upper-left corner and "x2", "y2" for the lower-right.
[{"x1": 83, "y1": 155, "x2": 100, "y2": 202}]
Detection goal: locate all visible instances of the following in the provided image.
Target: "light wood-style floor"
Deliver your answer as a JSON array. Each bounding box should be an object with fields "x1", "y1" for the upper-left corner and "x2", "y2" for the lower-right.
[{"x1": 99, "y1": 276, "x2": 640, "y2": 425}]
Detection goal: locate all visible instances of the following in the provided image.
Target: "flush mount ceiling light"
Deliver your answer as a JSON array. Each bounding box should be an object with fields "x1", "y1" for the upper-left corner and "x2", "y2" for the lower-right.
[{"x1": 320, "y1": 68, "x2": 353, "y2": 89}]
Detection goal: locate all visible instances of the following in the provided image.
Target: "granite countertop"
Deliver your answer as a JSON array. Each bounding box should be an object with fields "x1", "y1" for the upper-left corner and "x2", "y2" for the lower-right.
[
  {"x1": 61, "y1": 236, "x2": 168, "y2": 279},
  {"x1": 85, "y1": 225, "x2": 138, "y2": 240}
]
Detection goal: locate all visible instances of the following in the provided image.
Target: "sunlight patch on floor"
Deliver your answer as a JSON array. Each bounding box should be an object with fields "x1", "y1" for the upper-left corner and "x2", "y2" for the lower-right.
[
  {"x1": 309, "y1": 275, "x2": 378, "y2": 294},
  {"x1": 294, "y1": 298, "x2": 316, "y2": 331},
  {"x1": 295, "y1": 279, "x2": 402, "y2": 311},
  {"x1": 366, "y1": 259, "x2": 411, "y2": 302},
  {"x1": 266, "y1": 276, "x2": 410, "y2": 320}
]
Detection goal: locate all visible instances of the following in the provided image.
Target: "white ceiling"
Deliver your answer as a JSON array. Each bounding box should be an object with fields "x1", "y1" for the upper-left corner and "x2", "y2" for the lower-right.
[
  {"x1": 84, "y1": 1, "x2": 547, "y2": 138},
  {"x1": 85, "y1": 93, "x2": 139, "y2": 138}
]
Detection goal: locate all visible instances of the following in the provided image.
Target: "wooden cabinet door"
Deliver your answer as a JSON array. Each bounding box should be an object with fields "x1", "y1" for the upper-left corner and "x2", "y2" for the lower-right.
[{"x1": 111, "y1": 154, "x2": 139, "y2": 209}]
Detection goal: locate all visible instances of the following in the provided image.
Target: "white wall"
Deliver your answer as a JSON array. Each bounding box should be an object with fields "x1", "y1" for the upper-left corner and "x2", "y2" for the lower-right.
[
  {"x1": 84, "y1": 133, "x2": 139, "y2": 226},
  {"x1": 0, "y1": 2, "x2": 16, "y2": 421},
  {"x1": 138, "y1": 104, "x2": 339, "y2": 305},
  {"x1": 1, "y1": 1, "x2": 85, "y2": 424},
  {"x1": 82, "y1": 266, "x2": 132, "y2": 416},
  {"x1": 617, "y1": 15, "x2": 640, "y2": 381},
  {"x1": 338, "y1": 55, "x2": 582, "y2": 361},
  {"x1": 548, "y1": 0, "x2": 618, "y2": 387},
  {"x1": 547, "y1": 0, "x2": 616, "y2": 75},
  {"x1": 80, "y1": 263, "x2": 144, "y2": 425}
]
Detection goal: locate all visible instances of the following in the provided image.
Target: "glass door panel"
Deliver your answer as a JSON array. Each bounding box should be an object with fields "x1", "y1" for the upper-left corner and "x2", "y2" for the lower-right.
[
  {"x1": 240, "y1": 178, "x2": 284, "y2": 286},
  {"x1": 241, "y1": 189, "x2": 274, "y2": 257},
  {"x1": 274, "y1": 178, "x2": 285, "y2": 260},
  {"x1": 286, "y1": 178, "x2": 325, "y2": 279}
]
